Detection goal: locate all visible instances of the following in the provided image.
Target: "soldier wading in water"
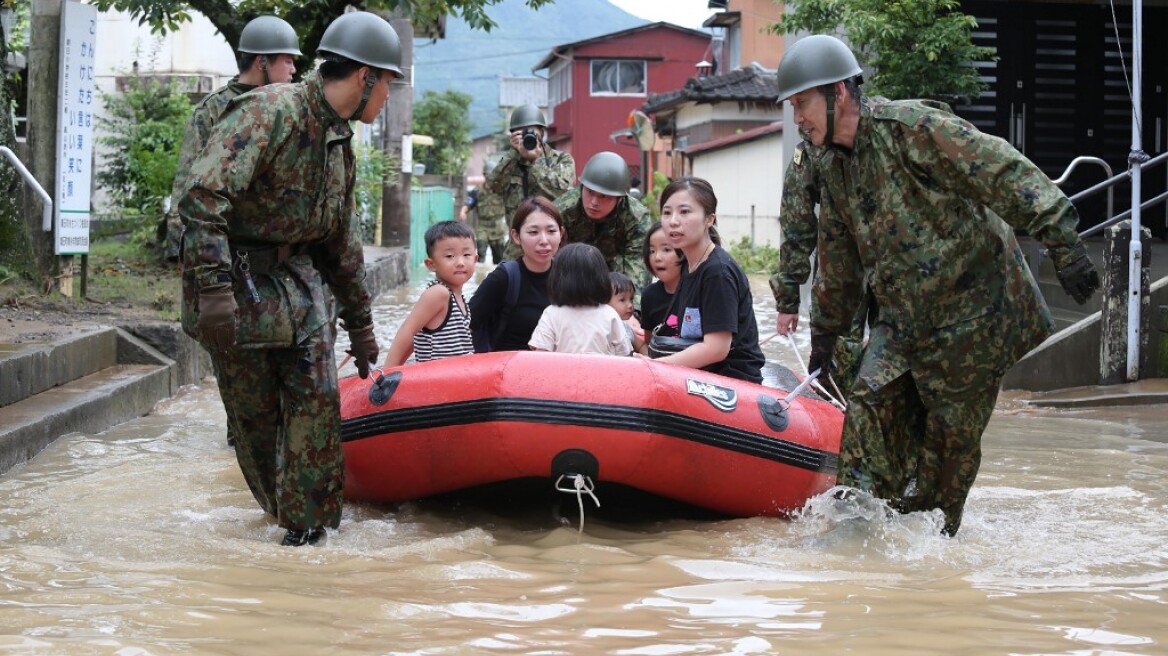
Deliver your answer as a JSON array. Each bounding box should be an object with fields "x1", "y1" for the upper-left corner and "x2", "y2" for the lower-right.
[
  {"x1": 775, "y1": 35, "x2": 1101, "y2": 535},
  {"x1": 179, "y1": 11, "x2": 401, "y2": 546}
]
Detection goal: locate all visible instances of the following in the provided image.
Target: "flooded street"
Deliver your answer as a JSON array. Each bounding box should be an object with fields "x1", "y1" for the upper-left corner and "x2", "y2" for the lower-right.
[{"x1": 2, "y1": 270, "x2": 1167, "y2": 655}]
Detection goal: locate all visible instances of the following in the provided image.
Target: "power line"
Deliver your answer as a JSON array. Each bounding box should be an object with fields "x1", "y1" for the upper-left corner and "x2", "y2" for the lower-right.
[{"x1": 414, "y1": 46, "x2": 551, "y2": 65}]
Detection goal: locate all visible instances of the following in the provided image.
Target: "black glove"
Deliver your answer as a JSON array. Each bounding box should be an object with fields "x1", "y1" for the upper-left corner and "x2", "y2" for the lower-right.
[
  {"x1": 1056, "y1": 254, "x2": 1101, "y2": 305},
  {"x1": 347, "y1": 325, "x2": 379, "y2": 379},
  {"x1": 808, "y1": 332, "x2": 838, "y2": 378},
  {"x1": 196, "y1": 284, "x2": 237, "y2": 351}
]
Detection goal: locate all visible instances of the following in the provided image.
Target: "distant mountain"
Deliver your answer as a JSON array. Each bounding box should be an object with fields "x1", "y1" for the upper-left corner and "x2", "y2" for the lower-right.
[{"x1": 413, "y1": 0, "x2": 648, "y2": 137}]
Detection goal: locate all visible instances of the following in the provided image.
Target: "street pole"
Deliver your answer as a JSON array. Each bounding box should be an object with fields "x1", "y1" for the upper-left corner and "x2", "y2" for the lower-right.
[
  {"x1": 1127, "y1": 0, "x2": 1145, "y2": 381},
  {"x1": 27, "y1": 0, "x2": 60, "y2": 287},
  {"x1": 380, "y1": 13, "x2": 413, "y2": 248}
]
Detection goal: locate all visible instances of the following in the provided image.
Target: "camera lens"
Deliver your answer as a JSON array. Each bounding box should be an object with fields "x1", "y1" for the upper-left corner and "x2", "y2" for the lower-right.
[{"x1": 521, "y1": 129, "x2": 539, "y2": 151}]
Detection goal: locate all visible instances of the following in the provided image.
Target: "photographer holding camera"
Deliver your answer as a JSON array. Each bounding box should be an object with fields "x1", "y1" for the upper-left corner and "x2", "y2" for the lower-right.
[{"x1": 485, "y1": 104, "x2": 575, "y2": 235}]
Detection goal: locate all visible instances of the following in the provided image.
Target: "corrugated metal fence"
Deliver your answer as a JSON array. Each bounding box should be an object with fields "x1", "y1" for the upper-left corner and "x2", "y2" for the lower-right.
[{"x1": 408, "y1": 186, "x2": 455, "y2": 269}]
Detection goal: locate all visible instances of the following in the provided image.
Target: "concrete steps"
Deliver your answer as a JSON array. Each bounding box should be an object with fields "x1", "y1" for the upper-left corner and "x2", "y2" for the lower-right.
[{"x1": 0, "y1": 328, "x2": 177, "y2": 475}]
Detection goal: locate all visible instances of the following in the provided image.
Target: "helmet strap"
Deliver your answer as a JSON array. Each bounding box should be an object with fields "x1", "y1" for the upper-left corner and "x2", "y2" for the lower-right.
[
  {"x1": 350, "y1": 69, "x2": 378, "y2": 121},
  {"x1": 824, "y1": 87, "x2": 836, "y2": 146},
  {"x1": 259, "y1": 56, "x2": 270, "y2": 85}
]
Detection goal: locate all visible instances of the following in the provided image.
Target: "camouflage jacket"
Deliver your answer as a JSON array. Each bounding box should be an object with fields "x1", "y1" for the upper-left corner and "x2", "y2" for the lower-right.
[
  {"x1": 475, "y1": 184, "x2": 508, "y2": 241},
  {"x1": 770, "y1": 141, "x2": 826, "y2": 314},
  {"x1": 170, "y1": 78, "x2": 257, "y2": 214},
  {"x1": 179, "y1": 72, "x2": 370, "y2": 343},
  {"x1": 483, "y1": 146, "x2": 575, "y2": 221},
  {"x1": 555, "y1": 186, "x2": 650, "y2": 284},
  {"x1": 813, "y1": 98, "x2": 1086, "y2": 381}
]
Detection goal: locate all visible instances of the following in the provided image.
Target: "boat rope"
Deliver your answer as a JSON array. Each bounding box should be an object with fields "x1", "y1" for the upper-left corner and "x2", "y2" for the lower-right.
[
  {"x1": 555, "y1": 474, "x2": 600, "y2": 536},
  {"x1": 785, "y1": 334, "x2": 847, "y2": 411}
]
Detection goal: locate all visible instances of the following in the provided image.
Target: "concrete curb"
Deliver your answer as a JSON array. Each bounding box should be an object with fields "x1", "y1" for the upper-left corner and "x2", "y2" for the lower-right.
[{"x1": 0, "y1": 248, "x2": 410, "y2": 476}]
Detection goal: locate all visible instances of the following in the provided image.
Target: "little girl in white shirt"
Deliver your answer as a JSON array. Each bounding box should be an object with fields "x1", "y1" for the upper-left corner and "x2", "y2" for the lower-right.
[{"x1": 528, "y1": 243, "x2": 632, "y2": 356}]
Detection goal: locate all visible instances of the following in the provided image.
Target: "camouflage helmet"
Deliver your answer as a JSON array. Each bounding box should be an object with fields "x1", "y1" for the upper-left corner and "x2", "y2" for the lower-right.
[
  {"x1": 579, "y1": 151, "x2": 630, "y2": 197},
  {"x1": 318, "y1": 11, "x2": 404, "y2": 78},
  {"x1": 776, "y1": 35, "x2": 862, "y2": 101},
  {"x1": 238, "y1": 16, "x2": 302, "y2": 57},
  {"x1": 509, "y1": 104, "x2": 547, "y2": 131}
]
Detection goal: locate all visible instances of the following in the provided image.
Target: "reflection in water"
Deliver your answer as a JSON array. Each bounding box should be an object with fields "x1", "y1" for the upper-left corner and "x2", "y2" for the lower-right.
[{"x1": 2, "y1": 268, "x2": 1167, "y2": 654}]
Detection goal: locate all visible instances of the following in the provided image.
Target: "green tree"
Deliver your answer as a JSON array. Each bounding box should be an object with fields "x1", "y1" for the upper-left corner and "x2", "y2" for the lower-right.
[
  {"x1": 772, "y1": 0, "x2": 995, "y2": 104},
  {"x1": 90, "y1": 0, "x2": 555, "y2": 70},
  {"x1": 0, "y1": 1, "x2": 31, "y2": 281},
  {"x1": 96, "y1": 75, "x2": 192, "y2": 249},
  {"x1": 412, "y1": 89, "x2": 473, "y2": 177}
]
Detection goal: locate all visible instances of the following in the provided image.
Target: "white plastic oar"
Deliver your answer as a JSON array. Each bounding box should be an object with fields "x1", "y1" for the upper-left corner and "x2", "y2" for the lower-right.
[{"x1": 784, "y1": 334, "x2": 847, "y2": 411}]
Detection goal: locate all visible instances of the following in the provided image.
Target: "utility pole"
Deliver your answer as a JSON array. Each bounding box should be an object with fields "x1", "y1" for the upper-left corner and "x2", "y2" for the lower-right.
[
  {"x1": 26, "y1": 0, "x2": 60, "y2": 287},
  {"x1": 380, "y1": 14, "x2": 414, "y2": 248}
]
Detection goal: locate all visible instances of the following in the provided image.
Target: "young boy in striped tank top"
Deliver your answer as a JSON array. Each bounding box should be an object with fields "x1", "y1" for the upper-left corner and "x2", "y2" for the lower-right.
[{"x1": 383, "y1": 221, "x2": 478, "y2": 366}]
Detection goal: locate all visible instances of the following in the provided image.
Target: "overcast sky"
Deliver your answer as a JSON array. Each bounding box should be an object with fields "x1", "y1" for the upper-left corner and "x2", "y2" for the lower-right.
[{"x1": 607, "y1": 0, "x2": 716, "y2": 29}]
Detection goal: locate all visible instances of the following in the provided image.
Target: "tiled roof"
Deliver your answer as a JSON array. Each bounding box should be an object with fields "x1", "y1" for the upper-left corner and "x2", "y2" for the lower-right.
[{"x1": 643, "y1": 63, "x2": 778, "y2": 114}]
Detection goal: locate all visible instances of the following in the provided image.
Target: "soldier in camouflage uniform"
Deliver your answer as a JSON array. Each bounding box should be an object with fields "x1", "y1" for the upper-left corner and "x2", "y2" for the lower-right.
[
  {"x1": 776, "y1": 35, "x2": 1101, "y2": 535},
  {"x1": 179, "y1": 11, "x2": 400, "y2": 547},
  {"x1": 555, "y1": 151, "x2": 650, "y2": 284},
  {"x1": 475, "y1": 158, "x2": 508, "y2": 264},
  {"x1": 162, "y1": 15, "x2": 301, "y2": 262},
  {"x1": 486, "y1": 103, "x2": 574, "y2": 252}
]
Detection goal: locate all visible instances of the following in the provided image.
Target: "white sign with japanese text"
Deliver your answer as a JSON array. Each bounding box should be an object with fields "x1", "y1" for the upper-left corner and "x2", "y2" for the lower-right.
[{"x1": 54, "y1": 0, "x2": 97, "y2": 255}]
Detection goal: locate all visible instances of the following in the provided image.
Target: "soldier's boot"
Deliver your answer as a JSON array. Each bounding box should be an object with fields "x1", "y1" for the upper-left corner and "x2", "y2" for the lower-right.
[{"x1": 281, "y1": 527, "x2": 326, "y2": 547}]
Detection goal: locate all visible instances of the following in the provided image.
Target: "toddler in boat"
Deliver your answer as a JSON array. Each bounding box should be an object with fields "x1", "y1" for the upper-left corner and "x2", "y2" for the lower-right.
[
  {"x1": 636, "y1": 221, "x2": 683, "y2": 354},
  {"x1": 528, "y1": 243, "x2": 632, "y2": 356},
  {"x1": 608, "y1": 271, "x2": 645, "y2": 354},
  {"x1": 382, "y1": 221, "x2": 478, "y2": 366}
]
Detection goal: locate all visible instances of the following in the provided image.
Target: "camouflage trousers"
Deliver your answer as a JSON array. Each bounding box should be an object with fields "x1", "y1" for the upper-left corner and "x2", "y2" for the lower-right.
[
  {"x1": 210, "y1": 320, "x2": 344, "y2": 532},
  {"x1": 477, "y1": 237, "x2": 506, "y2": 266},
  {"x1": 837, "y1": 311, "x2": 1009, "y2": 536}
]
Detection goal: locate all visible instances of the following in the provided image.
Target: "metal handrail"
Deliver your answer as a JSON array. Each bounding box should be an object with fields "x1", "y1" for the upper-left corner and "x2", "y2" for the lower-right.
[
  {"x1": 1053, "y1": 156, "x2": 1114, "y2": 222},
  {"x1": 1065, "y1": 151, "x2": 1168, "y2": 238},
  {"x1": 0, "y1": 146, "x2": 52, "y2": 232}
]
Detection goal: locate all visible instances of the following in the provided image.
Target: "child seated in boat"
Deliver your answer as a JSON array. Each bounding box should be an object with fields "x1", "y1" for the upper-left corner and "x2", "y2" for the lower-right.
[
  {"x1": 637, "y1": 221, "x2": 683, "y2": 353},
  {"x1": 528, "y1": 243, "x2": 632, "y2": 356},
  {"x1": 608, "y1": 271, "x2": 645, "y2": 353},
  {"x1": 382, "y1": 221, "x2": 478, "y2": 366}
]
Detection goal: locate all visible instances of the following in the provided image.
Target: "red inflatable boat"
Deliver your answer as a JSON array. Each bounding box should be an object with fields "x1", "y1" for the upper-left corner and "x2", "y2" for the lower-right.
[{"x1": 339, "y1": 351, "x2": 842, "y2": 518}]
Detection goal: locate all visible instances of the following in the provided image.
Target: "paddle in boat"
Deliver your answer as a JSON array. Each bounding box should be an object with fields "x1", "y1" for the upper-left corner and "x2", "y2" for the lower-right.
[{"x1": 339, "y1": 351, "x2": 843, "y2": 518}]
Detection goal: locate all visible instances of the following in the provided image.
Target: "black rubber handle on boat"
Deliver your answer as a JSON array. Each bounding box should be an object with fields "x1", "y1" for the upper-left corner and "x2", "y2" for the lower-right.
[
  {"x1": 757, "y1": 395, "x2": 789, "y2": 433},
  {"x1": 369, "y1": 371, "x2": 402, "y2": 406}
]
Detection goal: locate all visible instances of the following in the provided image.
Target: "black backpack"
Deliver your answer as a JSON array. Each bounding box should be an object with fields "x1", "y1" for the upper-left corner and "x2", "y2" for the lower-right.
[{"x1": 471, "y1": 259, "x2": 521, "y2": 353}]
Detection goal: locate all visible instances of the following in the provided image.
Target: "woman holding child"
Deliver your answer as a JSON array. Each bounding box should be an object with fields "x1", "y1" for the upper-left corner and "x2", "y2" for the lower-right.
[
  {"x1": 469, "y1": 196, "x2": 563, "y2": 351},
  {"x1": 643, "y1": 177, "x2": 764, "y2": 383}
]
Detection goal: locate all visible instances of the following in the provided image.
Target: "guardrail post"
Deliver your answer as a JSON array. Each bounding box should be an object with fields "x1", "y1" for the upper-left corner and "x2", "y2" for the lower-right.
[{"x1": 1099, "y1": 220, "x2": 1152, "y2": 384}]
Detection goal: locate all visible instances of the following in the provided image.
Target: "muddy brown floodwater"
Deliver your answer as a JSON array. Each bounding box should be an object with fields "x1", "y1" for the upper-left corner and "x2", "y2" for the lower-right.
[{"x1": 3, "y1": 270, "x2": 1166, "y2": 655}]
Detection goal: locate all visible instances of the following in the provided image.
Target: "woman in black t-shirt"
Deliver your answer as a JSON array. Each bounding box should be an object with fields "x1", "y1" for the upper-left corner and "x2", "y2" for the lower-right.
[
  {"x1": 643, "y1": 177, "x2": 764, "y2": 383},
  {"x1": 469, "y1": 197, "x2": 563, "y2": 351}
]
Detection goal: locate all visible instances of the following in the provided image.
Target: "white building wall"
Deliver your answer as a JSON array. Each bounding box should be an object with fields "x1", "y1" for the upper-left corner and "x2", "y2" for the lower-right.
[
  {"x1": 92, "y1": 10, "x2": 237, "y2": 213},
  {"x1": 689, "y1": 135, "x2": 784, "y2": 248}
]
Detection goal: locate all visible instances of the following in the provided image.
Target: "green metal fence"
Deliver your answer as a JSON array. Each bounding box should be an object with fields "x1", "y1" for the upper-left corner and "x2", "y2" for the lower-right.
[{"x1": 408, "y1": 186, "x2": 456, "y2": 269}]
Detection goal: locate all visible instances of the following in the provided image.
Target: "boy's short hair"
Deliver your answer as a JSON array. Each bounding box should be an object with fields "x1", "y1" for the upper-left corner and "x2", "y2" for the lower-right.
[
  {"x1": 609, "y1": 271, "x2": 635, "y2": 296},
  {"x1": 424, "y1": 220, "x2": 476, "y2": 256}
]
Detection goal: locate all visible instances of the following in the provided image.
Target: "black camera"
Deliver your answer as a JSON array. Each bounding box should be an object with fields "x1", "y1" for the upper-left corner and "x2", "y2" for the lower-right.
[{"x1": 521, "y1": 129, "x2": 539, "y2": 151}]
